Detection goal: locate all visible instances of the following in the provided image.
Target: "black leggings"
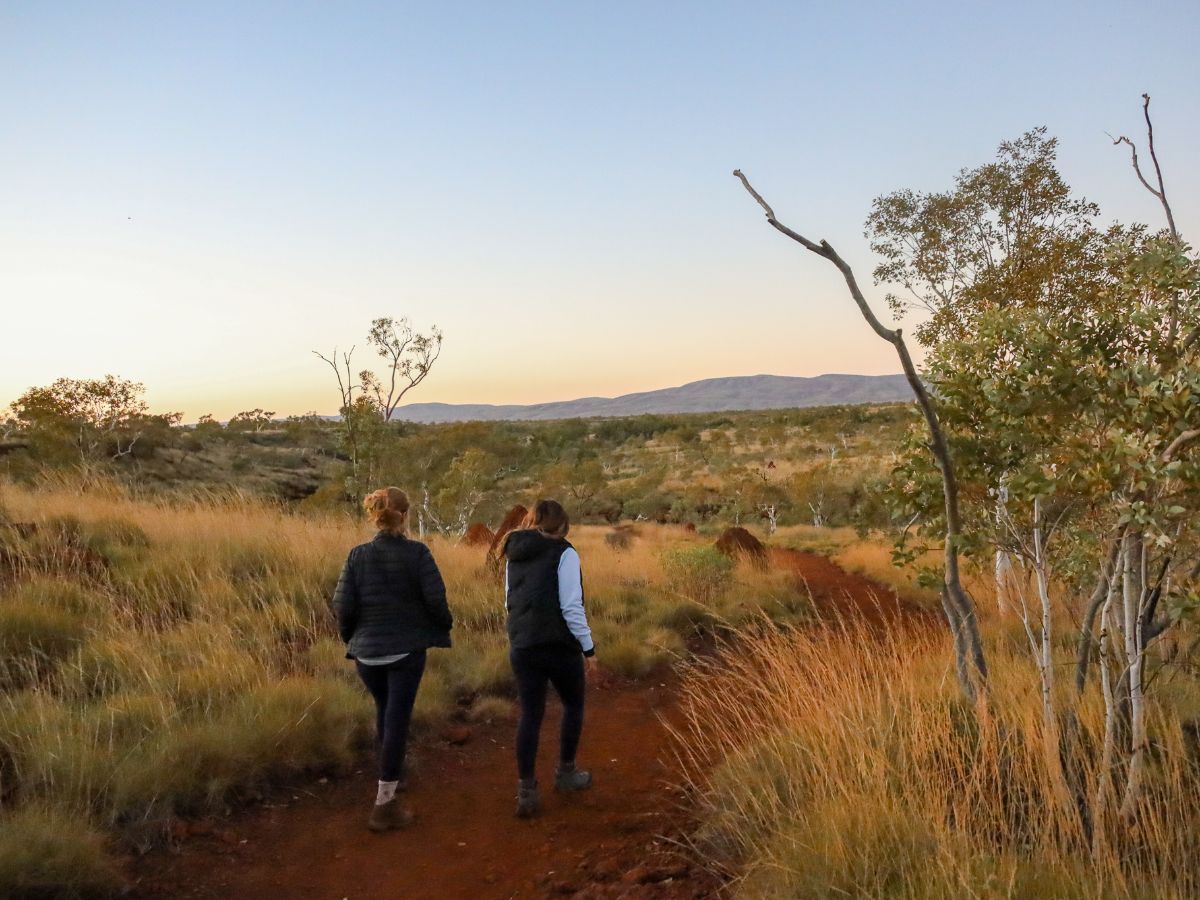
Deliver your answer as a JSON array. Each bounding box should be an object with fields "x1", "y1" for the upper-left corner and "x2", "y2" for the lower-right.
[
  {"x1": 510, "y1": 644, "x2": 586, "y2": 781},
  {"x1": 355, "y1": 651, "x2": 427, "y2": 782}
]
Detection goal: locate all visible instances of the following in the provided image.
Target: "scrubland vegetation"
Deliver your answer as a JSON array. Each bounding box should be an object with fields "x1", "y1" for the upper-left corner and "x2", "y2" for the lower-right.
[
  {"x1": 692, "y1": 107, "x2": 1200, "y2": 898},
  {"x1": 1, "y1": 375, "x2": 909, "y2": 534},
  {"x1": 0, "y1": 480, "x2": 802, "y2": 896},
  {"x1": 677, "y1": 604, "x2": 1200, "y2": 898},
  {"x1": 3, "y1": 104, "x2": 1198, "y2": 900}
]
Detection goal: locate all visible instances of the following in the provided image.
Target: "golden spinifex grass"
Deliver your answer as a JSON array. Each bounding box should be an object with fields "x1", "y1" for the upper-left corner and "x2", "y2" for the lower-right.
[
  {"x1": 674, "y1": 619, "x2": 1200, "y2": 899},
  {"x1": 0, "y1": 480, "x2": 799, "y2": 895}
]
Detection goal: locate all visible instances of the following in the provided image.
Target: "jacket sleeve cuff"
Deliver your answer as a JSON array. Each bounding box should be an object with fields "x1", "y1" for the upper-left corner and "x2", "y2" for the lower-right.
[{"x1": 583, "y1": 646, "x2": 596, "y2": 658}]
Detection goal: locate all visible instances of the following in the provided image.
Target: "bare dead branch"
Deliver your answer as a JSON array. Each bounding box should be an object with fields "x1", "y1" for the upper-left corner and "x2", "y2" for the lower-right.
[
  {"x1": 1112, "y1": 95, "x2": 1178, "y2": 241},
  {"x1": 733, "y1": 168, "x2": 988, "y2": 699},
  {"x1": 1141, "y1": 94, "x2": 1178, "y2": 242}
]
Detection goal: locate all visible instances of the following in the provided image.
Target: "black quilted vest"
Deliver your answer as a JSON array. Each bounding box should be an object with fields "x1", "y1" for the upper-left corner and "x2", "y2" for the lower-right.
[{"x1": 504, "y1": 529, "x2": 576, "y2": 650}]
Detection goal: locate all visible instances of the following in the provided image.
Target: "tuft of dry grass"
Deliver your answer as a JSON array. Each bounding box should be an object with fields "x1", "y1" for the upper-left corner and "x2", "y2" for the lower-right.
[{"x1": 674, "y1": 620, "x2": 1200, "y2": 899}]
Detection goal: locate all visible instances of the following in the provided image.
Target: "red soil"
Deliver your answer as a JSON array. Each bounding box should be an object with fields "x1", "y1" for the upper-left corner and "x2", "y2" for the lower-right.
[
  {"x1": 130, "y1": 679, "x2": 715, "y2": 900},
  {"x1": 768, "y1": 547, "x2": 936, "y2": 629},
  {"x1": 713, "y1": 527, "x2": 767, "y2": 568},
  {"x1": 462, "y1": 522, "x2": 495, "y2": 547},
  {"x1": 128, "y1": 550, "x2": 933, "y2": 899}
]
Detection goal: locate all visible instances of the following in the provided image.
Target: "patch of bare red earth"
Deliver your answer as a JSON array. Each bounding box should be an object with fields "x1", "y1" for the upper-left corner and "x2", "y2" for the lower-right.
[
  {"x1": 132, "y1": 677, "x2": 713, "y2": 900},
  {"x1": 768, "y1": 547, "x2": 937, "y2": 630},
  {"x1": 130, "y1": 549, "x2": 930, "y2": 900}
]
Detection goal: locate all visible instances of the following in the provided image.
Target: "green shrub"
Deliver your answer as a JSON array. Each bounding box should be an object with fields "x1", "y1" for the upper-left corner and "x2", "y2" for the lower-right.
[
  {"x1": 0, "y1": 691, "x2": 69, "y2": 805},
  {"x1": 83, "y1": 694, "x2": 173, "y2": 746},
  {"x1": 451, "y1": 634, "x2": 515, "y2": 696},
  {"x1": 304, "y1": 637, "x2": 358, "y2": 683},
  {"x1": 235, "y1": 677, "x2": 369, "y2": 777},
  {"x1": 0, "y1": 805, "x2": 122, "y2": 900},
  {"x1": 107, "y1": 556, "x2": 197, "y2": 627},
  {"x1": 598, "y1": 633, "x2": 660, "y2": 678},
  {"x1": 651, "y1": 597, "x2": 718, "y2": 633},
  {"x1": 661, "y1": 546, "x2": 733, "y2": 605},
  {"x1": 111, "y1": 677, "x2": 369, "y2": 818}
]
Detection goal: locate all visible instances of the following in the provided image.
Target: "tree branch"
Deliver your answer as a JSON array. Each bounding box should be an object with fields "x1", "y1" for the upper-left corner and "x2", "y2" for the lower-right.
[
  {"x1": 733, "y1": 168, "x2": 988, "y2": 698},
  {"x1": 1112, "y1": 95, "x2": 1178, "y2": 241},
  {"x1": 1161, "y1": 428, "x2": 1200, "y2": 464}
]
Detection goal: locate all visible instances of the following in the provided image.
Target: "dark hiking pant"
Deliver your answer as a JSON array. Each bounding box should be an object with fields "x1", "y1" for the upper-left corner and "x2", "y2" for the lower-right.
[
  {"x1": 510, "y1": 644, "x2": 586, "y2": 780},
  {"x1": 356, "y1": 650, "x2": 427, "y2": 782}
]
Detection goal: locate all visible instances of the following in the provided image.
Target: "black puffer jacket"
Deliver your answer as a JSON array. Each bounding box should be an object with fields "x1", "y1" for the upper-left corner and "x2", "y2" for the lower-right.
[{"x1": 332, "y1": 532, "x2": 452, "y2": 659}]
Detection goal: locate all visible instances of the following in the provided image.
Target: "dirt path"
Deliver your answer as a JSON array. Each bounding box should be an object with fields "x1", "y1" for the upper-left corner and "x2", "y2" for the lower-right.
[
  {"x1": 768, "y1": 547, "x2": 937, "y2": 629},
  {"x1": 130, "y1": 550, "x2": 925, "y2": 900},
  {"x1": 132, "y1": 678, "x2": 713, "y2": 900}
]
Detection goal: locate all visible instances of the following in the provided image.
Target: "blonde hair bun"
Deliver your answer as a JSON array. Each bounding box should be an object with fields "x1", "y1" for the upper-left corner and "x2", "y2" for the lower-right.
[{"x1": 364, "y1": 487, "x2": 410, "y2": 533}]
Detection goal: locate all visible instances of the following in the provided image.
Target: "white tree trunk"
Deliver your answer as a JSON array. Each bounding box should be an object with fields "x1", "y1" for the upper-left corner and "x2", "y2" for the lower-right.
[
  {"x1": 1092, "y1": 546, "x2": 1122, "y2": 858},
  {"x1": 995, "y1": 548, "x2": 1016, "y2": 617},
  {"x1": 1119, "y1": 529, "x2": 1147, "y2": 823},
  {"x1": 1031, "y1": 497, "x2": 1071, "y2": 811},
  {"x1": 994, "y1": 486, "x2": 1014, "y2": 616}
]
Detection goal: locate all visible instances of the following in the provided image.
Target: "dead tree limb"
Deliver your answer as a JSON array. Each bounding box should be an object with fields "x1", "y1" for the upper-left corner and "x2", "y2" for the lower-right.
[
  {"x1": 1114, "y1": 94, "x2": 1182, "y2": 343},
  {"x1": 1112, "y1": 94, "x2": 1178, "y2": 242},
  {"x1": 733, "y1": 169, "x2": 988, "y2": 701}
]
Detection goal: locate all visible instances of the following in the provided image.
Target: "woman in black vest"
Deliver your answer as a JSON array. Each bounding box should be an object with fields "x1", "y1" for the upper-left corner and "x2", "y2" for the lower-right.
[
  {"x1": 332, "y1": 487, "x2": 453, "y2": 832},
  {"x1": 503, "y1": 498, "x2": 596, "y2": 818}
]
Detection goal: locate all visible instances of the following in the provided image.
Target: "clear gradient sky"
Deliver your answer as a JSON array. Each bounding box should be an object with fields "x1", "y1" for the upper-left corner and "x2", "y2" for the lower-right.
[{"x1": 3, "y1": 1, "x2": 1199, "y2": 420}]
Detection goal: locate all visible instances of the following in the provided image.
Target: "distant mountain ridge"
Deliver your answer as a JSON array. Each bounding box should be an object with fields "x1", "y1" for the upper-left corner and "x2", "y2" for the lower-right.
[{"x1": 390, "y1": 374, "x2": 911, "y2": 423}]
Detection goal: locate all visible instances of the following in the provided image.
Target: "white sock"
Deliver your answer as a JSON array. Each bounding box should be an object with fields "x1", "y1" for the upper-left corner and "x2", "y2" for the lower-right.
[{"x1": 376, "y1": 780, "x2": 399, "y2": 805}]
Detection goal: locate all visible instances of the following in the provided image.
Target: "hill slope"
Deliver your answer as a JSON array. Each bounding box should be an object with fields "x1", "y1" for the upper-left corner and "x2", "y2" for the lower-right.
[{"x1": 393, "y1": 373, "x2": 911, "y2": 422}]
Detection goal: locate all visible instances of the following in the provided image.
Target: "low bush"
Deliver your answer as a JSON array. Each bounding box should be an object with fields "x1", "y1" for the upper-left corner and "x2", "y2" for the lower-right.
[
  {"x1": 660, "y1": 546, "x2": 733, "y2": 605},
  {"x1": 0, "y1": 805, "x2": 122, "y2": 900},
  {"x1": 0, "y1": 602, "x2": 86, "y2": 689}
]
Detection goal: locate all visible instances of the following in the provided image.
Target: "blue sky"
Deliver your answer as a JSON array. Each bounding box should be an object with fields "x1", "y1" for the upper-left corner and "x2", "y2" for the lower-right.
[{"x1": 3, "y1": 1, "x2": 1198, "y2": 418}]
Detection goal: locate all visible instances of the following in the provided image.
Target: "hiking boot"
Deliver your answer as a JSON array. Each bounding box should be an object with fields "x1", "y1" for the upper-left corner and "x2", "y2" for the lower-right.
[
  {"x1": 515, "y1": 780, "x2": 541, "y2": 818},
  {"x1": 554, "y1": 765, "x2": 593, "y2": 792},
  {"x1": 367, "y1": 797, "x2": 414, "y2": 832}
]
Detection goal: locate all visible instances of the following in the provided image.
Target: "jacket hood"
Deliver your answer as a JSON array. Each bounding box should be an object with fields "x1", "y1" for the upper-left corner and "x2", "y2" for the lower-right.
[{"x1": 504, "y1": 529, "x2": 563, "y2": 562}]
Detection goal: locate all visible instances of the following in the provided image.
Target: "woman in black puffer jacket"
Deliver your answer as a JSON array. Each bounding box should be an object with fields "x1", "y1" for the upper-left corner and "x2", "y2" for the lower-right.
[{"x1": 332, "y1": 487, "x2": 452, "y2": 832}]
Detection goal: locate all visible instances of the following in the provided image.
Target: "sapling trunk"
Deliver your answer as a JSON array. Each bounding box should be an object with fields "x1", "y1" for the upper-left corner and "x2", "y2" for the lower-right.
[{"x1": 1032, "y1": 497, "x2": 1074, "y2": 817}]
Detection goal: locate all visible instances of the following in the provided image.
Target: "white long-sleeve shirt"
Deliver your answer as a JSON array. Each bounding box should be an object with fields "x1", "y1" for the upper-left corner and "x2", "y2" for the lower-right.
[{"x1": 506, "y1": 548, "x2": 594, "y2": 653}]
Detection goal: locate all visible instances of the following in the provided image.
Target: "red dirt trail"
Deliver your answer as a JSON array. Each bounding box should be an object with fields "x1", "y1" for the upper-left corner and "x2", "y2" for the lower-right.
[
  {"x1": 130, "y1": 549, "x2": 926, "y2": 900},
  {"x1": 769, "y1": 547, "x2": 938, "y2": 629}
]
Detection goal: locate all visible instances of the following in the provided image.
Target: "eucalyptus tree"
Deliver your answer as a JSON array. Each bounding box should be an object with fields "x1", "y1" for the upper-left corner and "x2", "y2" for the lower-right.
[
  {"x1": 735, "y1": 102, "x2": 1199, "y2": 839},
  {"x1": 314, "y1": 317, "x2": 442, "y2": 499},
  {"x1": 867, "y1": 128, "x2": 1141, "y2": 616},
  {"x1": 9, "y1": 375, "x2": 179, "y2": 464},
  {"x1": 880, "y1": 101, "x2": 1199, "y2": 832}
]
